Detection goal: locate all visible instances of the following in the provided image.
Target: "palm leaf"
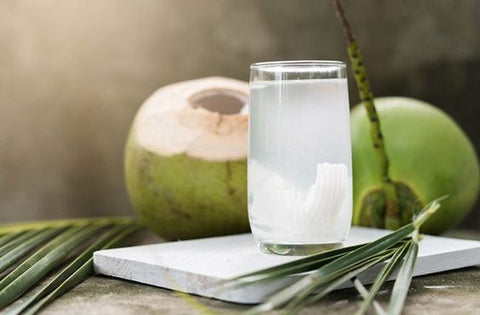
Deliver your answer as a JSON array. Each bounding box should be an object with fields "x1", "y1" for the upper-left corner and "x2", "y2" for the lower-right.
[
  {"x1": 17, "y1": 224, "x2": 141, "y2": 315},
  {"x1": 355, "y1": 241, "x2": 411, "y2": 315},
  {"x1": 0, "y1": 225, "x2": 104, "y2": 307},
  {"x1": 234, "y1": 197, "x2": 443, "y2": 314},
  {"x1": 0, "y1": 228, "x2": 65, "y2": 274},
  {"x1": 283, "y1": 251, "x2": 396, "y2": 315},
  {"x1": 228, "y1": 243, "x2": 365, "y2": 287},
  {"x1": 352, "y1": 279, "x2": 386, "y2": 315},
  {"x1": 0, "y1": 217, "x2": 141, "y2": 313},
  {"x1": 23, "y1": 261, "x2": 93, "y2": 315},
  {"x1": 387, "y1": 231, "x2": 419, "y2": 315},
  {"x1": 0, "y1": 232, "x2": 31, "y2": 254},
  {"x1": 7, "y1": 223, "x2": 137, "y2": 315},
  {"x1": 242, "y1": 224, "x2": 414, "y2": 312}
]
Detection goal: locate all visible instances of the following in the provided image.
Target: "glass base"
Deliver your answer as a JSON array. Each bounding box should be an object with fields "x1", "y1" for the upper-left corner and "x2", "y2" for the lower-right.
[{"x1": 259, "y1": 242, "x2": 343, "y2": 256}]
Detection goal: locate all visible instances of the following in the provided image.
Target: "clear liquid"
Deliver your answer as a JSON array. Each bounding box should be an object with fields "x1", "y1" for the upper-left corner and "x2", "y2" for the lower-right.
[{"x1": 248, "y1": 79, "x2": 352, "y2": 245}]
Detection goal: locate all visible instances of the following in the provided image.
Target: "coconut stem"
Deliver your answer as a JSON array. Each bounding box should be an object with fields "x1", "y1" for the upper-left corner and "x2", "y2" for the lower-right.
[{"x1": 332, "y1": 0, "x2": 400, "y2": 229}]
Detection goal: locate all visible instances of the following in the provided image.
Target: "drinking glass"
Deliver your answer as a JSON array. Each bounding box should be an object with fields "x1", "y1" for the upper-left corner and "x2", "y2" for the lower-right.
[{"x1": 248, "y1": 60, "x2": 352, "y2": 255}]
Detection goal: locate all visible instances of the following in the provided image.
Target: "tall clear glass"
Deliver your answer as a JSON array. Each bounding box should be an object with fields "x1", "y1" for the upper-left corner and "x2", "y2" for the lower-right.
[{"x1": 248, "y1": 60, "x2": 352, "y2": 255}]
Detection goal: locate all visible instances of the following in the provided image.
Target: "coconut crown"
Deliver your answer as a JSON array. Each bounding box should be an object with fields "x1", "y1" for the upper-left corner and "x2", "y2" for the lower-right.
[{"x1": 134, "y1": 77, "x2": 249, "y2": 161}]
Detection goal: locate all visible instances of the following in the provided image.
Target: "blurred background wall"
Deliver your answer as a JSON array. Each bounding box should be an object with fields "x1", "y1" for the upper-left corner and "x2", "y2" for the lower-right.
[{"x1": 0, "y1": 0, "x2": 479, "y2": 228}]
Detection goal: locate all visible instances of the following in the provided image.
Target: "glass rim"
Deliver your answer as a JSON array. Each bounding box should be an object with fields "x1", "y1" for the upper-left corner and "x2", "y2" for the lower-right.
[{"x1": 250, "y1": 60, "x2": 346, "y2": 70}]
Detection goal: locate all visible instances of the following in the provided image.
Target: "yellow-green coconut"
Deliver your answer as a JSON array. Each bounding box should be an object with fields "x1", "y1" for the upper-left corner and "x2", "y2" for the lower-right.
[{"x1": 125, "y1": 77, "x2": 249, "y2": 240}]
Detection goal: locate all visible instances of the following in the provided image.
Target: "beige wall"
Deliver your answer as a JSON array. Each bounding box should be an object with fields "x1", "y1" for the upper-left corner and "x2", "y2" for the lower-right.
[{"x1": 0, "y1": 1, "x2": 479, "y2": 227}]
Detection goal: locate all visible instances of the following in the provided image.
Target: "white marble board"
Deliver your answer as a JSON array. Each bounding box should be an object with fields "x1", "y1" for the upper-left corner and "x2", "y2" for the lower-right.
[{"x1": 93, "y1": 227, "x2": 480, "y2": 304}]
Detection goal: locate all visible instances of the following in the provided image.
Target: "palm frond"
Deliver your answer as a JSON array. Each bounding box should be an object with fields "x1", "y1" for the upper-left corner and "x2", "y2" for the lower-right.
[
  {"x1": 387, "y1": 231, "x2": 419, "y2": 315},
  {"x1": 228, "y1": 243, "x2": 365, "y2": 287},
  {"x1": 18, "y1": 224, "x2": 141, "y2": 315},
  {"x1": 241, "y1": 224, "x2": 415, "y2": 313},
  {"x1": 352, "y1": 279, "x2": 386, "y2": 315},
  {"x1": 0, "y1": 217, "x2": 141, "y2": 314},
  {"x1": 0, "y1": 228, "x2": 65, "y2": 274},
  {"x1": 355, "y1": 241, "x2": 410, "y2": 315},
  {"x1": 228, "y1": 197, "x2": 444, "y2": 315},
  {"x1": 0, "y1": 231, "x2": 25, "y2": 249},
  {"x1": 0, "y1": 225, "x2": 103, "y2": 307},
  {"x1": 283, "y1": 250, "x2": 395, "y2": 315}
]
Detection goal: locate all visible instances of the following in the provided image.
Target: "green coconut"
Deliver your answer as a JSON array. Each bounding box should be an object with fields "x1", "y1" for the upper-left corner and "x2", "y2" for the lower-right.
[
  {"x1": 125, "y1": 77, "x2": 250, "y2": 240},
  {"x1": 351, "y1": 97, "x2": 479, "y2": 234}
]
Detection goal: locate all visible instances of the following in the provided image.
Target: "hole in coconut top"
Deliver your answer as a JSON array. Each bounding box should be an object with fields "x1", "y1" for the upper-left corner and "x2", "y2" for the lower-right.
[{"x1": 189, "y1": 89, "x2": 247, "y2": 115}]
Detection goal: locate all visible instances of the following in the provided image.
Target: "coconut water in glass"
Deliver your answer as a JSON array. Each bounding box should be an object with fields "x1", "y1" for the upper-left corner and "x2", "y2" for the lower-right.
[{"x1": 248, "y1": 61, "x2": 352, "y2": 255}]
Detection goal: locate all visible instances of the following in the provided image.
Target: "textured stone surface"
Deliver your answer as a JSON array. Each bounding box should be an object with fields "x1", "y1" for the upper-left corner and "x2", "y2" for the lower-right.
[{"x1": 36, "y1": 267, "x2": 480, "y2": 315}]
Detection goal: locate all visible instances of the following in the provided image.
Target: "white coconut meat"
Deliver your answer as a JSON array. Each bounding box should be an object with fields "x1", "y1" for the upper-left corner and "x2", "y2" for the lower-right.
[{"x1": 134, "y1": 77, "x2": 249, "y2": 161}]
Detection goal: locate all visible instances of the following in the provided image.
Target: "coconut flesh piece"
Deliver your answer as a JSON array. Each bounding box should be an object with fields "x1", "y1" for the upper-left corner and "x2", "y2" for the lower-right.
[
  {"x1": 134, "y1": 77, "x2": 249, "y2": 161},
  {"x1": 249, "y1": 161, "x2": 350, "y2": 243}
]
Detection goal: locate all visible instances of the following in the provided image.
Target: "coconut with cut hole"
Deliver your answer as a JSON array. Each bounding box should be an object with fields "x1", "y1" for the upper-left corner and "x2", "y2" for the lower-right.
[{"x1": 125, "y1": 77, "x2": 249, "y2": 240}]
